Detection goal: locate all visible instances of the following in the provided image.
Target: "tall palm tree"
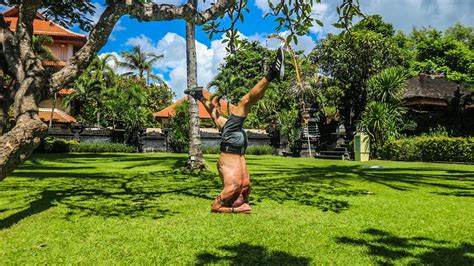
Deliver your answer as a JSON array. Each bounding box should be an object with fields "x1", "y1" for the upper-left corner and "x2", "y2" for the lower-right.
[
  {"x1": 89, "y1": 54, "x2": 118, "y2": 87},
  {"x1": 119, "y1": 45, "x2": 164, "y2": 85}
]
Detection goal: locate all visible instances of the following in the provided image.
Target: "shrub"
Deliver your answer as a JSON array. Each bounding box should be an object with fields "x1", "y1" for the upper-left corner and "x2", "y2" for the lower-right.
[
  {"x1": 36, "y1": 137, "x2": 79, "y2": 153},
  {"x1": 246, "y1": 145, "x2": 273, "y2": 155},
  {"x1": 168, "y1": 102, "x2": 189, "y2": 153},
  {"x1": 202, "y1": 145, "x2": 273, "y2": 155},
  {"x1": 202, "y1": 146, "x2": 220, "y2": 154},
  {"x1": 70, "y1": 143, "x2": 135, "y2": 153},
  {"x1": 381, "y1": 136, "x2": 474, "y2": 163}
]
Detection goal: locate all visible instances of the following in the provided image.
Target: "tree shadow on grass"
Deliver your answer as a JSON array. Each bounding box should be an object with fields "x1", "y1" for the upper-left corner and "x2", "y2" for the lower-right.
[
  {"x1": 336, "y1": 228, "x2": 474, "y2": 265},
  {"x1": 2, "y1": 154, "x2": 473, "y2": 229},
  {"x1": 195, "y1": 243, "x2": 310, "y2": 265}
]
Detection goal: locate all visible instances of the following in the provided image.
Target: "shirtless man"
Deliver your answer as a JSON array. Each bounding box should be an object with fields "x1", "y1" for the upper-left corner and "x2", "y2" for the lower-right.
[{"x1": 185, "y1": 46, "x2": 285, "y2": 213}]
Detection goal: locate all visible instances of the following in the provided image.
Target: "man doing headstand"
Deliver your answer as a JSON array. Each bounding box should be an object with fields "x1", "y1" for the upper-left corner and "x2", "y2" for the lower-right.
[{"x1": 185, "y1": 46, "x2": 285, "y2": 214}]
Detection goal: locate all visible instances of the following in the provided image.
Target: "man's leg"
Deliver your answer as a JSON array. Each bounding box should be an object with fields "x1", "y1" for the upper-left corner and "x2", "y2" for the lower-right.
[
  {"x1": 233, "y1": 45, "x2": 285, "y2": 117},
  {"x1": 211, "y1": 154, "x2": 251, "y2": 214},
  {"x1": 185, "y1": 87, "x2": 227, "y2": 129},
  {"x1": 231, "y1": 156, "x2": 251, "y2": 208}
]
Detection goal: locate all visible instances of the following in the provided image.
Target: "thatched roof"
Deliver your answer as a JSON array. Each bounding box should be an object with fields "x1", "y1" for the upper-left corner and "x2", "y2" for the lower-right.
[{"x1": 403, "y1": 74, "x2": 468, "y2": 101}]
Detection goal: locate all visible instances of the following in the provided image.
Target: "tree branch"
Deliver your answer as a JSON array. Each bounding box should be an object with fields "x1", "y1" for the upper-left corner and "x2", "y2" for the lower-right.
[
  {"x1": 16, "y1": 1, "x2": 42, "y2": 63},
  {"x1": 128, "y1": 0, "x2": 235, "y2": 25},
  {"x1": 50, "y1": 0, "x2": 235, "y2": 89},
  {"x1": 0, "y1": 14, "x2": 18, "y2": 76},
  {"x1": 50, "y1": 3, "x2": 126, "y2": 89}
]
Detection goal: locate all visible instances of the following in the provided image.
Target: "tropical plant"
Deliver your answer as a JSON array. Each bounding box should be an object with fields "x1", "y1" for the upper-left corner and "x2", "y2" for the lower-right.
[
  {"x1": 64, "y1": 76, "x2": 103, "y2": 125},
  {"x1": 168, "y1": 101, "x2": 190, "y2": 153},
  {"x1": 362, "y1": 66, "x2": 415, "y2": 156},
  {"x1": 104, "y1": 77, "x2": 153, "y2": 144},
  {"x1": 310, "y1": 16, "x2": 404, "y2": 132},
  {"x1": 88, "y1": 54, "x2": 118, "y2": 87},
  {"x1": 119, "y1": 45, "x2": 164, "y2": 85},
  {"x1": 367, "y1": 67, "x2": 408, "y2": 104}
]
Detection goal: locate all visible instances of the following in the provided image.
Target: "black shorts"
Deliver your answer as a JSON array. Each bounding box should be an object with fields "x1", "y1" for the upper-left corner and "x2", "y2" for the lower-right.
[{"x1": 220, "y1": 114, "x2": 248, "y2": 155}]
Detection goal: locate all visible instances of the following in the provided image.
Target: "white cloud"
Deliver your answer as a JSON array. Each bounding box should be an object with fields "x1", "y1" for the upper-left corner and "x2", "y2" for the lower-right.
[
  {"x1": 254, "y1": 0, "x2": 474, "y2": 38},
  {"x1": 362, "y1": 0, "x2": 473, "y2": 32},
  {"x1": 248, "y1": 31, "x2": 315, "y2": 55},
  {"x1": 98, "y1": 52, "x2": 129, "y2": 75},
  {"x1": 254, "y1": 0, "x2": 278, "y2": 14},
  {"x1": 124, "y1": 32, "x2": 229, "y2": 99}
]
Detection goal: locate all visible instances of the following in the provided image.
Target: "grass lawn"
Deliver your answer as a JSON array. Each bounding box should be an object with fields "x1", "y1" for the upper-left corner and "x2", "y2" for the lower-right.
[{"x1": 0, "y1": 153, "x2": 473, "y2": 265}]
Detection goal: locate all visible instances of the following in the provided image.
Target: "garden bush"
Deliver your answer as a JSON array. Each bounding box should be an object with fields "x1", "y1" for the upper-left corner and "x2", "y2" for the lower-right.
[
  {"x1": 202, "y1": 146, "x2": 220, "y2": 154},
  {"x1": 246, "y1": 145, "x2": 273, "y2": 155},
  {"x1": 70, "y1": 143, "x2": 135, "y2": 153},
  {"x1": 381, "y1": 136, "x2": 474, "y2": 162},
  {"x1": 36, "y1": 137, "x2": 79, "y2": 153},
  {"x1": 202, "y1": 145, "x2": 273, "y2": 155},
  {"x1": 36, "y1": 137, "x2": 135, "y2": 153}
]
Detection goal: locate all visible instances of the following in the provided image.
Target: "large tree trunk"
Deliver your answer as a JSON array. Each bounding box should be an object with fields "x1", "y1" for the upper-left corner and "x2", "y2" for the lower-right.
[
  {"x1": 0, "y1": 70, "x2": 8, "y2": 136},
  {"x1": 0, "y1": 80, "x2": 48, "y2": 180},
  {"x1": 185, "y1": 0, "x2": 206, "y2": 169}
]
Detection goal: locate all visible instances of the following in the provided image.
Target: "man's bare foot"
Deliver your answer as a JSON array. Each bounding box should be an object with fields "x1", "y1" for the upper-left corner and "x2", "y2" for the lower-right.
[
  {"x1": 232, "y1": 194, "x2": 245, "y2": 207},
  {"x1": 233, "y1": 203, "x2": 252, "y2": 214}
]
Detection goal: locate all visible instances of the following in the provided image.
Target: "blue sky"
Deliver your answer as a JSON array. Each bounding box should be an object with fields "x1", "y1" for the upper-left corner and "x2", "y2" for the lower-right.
[{"x1": 2, "y1": 1, "x2": 473, "y2": 98}]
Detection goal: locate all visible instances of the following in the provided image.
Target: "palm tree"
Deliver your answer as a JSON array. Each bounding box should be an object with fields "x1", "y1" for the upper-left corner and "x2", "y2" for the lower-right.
[
  {"x1": 64, "y1": 76, "x2": 103, "y2": 126},
  {"x1": 367, "y1": 67, "x2": 408, "y2": 104},
  {"x1": 89, "y1": 54, "x2": 118, "y2": 87},
  {"x1": 119, "y1": 45, "x2": 164, "y2": 85},
  {"x1": 362, "y1": 66, "x2": 414, "y2": 156}
]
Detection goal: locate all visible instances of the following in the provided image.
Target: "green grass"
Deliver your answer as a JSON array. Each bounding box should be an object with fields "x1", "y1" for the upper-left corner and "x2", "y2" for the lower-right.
[{"x1": 0, "y1": 153, "x2": 473, "y2": 265}]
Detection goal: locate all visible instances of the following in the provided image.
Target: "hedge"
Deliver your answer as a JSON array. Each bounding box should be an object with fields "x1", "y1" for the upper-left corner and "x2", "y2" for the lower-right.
[
  {"x1": 36, "y1": 137, "x2": 79, "y2": 153},
  {"x1": 70, "y1": 143, "x2": 135, "y2": 153},
  {"x1": 202, "y1": 145, "x2": 273, "y2": 155},
  {"x1": 381, "y1": 136, "x2": 474, "y2": 163},
  {"x1": 36, "y1": 137, "x2": 135, "y2": 153}
]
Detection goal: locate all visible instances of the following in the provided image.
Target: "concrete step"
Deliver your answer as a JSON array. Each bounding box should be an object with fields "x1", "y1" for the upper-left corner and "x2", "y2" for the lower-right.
[
  {"x1": 320, "y1": 150, "x2": 350, "y2": 156},
  {"x1": 315, "y1": 154, "x2": 348, "y2": 160}
]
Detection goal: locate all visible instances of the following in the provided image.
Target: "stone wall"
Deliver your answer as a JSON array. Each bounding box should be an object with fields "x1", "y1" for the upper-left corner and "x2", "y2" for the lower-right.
[{"x1": 48, "y1": 127, "x2": 271, "y2": 153}]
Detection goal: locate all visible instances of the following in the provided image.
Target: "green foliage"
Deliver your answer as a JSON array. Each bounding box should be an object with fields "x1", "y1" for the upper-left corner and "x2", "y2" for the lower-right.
[
  {"x1": 201, "y1": 145, "x2": 273, "y2": 155},
  {"x1": 381, "y1": 135, "x2": 474, "y2": 163},
  {"x1": 36, "y1": 137, "x2": 79, "y2": 153},
  {"x1": 104, "y1": 77, "x2": 154, "y2": 143},
  {"x1": 168, "y1": 102, "x2": 190, "y2": 153},
  {"x1": 65, "y1": 54, "x2": 173, "y2": 145},
  {"x1": 32, "y1": 35, "x2": 56, "y2": 61},
  {"x1": 35, "y1": 138, "x2": 135, "y2": 153},
  {"x1": 367, "y1": 67, "x2": 408, "y2": 104},
  {"x1": 351, "y1": 15, "x2": 395, "y2": 37},
  {"x1": 70, "y1": 143, "x2": 135, "y2": 153},
  {"x1": 361, "y1": 102, "x2": 411, "y2": 156},
  {"x1": 277, "y1": 108, "x2": 301, "y2": 154},
  {"x1": 201, "y1": 145, "x2": 220, "y2": 154},
  {"x1": 445, "y1": 22, "x2": 474, "y2": 49},
  {"x1": 402, "y1": 25, "x2": 474, "y2": 89},
  {"x1": 311, "y1": 17, "x2": 403, "y2": 130},
  {"x1": 203, "y1": 0, "x2": 362, "y2": 52},
  {"x1": 245, "y1": 145, "x2": 273, "y2": 155},
  {"x1": 363, "y1": 67, "x2": 414, "y2": 156},
  {"x1": 119, "y1": 45, "x2": 164, "y2": 85}
]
